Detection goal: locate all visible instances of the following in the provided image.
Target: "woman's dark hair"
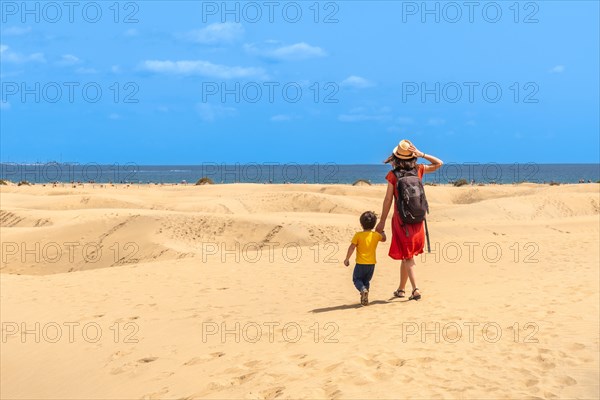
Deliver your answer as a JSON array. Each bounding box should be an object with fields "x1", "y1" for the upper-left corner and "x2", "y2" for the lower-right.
[
  {"x1": 384, "y1": 153, "x2": 417, "y2": 170},
  {"x1": 360, "y1": 211, "x2": 377, "y2": 230}
]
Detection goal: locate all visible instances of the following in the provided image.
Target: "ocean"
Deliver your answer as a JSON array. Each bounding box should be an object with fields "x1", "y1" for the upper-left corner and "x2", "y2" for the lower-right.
[{"x1": 1, "y1": 163, "x2": 599, "y2": 185}]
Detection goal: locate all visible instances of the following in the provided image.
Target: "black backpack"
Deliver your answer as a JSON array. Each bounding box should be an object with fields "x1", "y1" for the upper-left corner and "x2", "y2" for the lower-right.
[
  {"x1": 393, "y1": 167, "x2": 431, "y2": 251},
  {"x1": 394, "y1": 167, "x2": 428, "y2": 223}
]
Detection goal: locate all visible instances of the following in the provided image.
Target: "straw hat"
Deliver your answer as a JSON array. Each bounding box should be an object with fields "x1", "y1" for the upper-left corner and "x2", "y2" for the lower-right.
[{"x1": 393, "y1": 139, "x2": 416, "y2": 159}]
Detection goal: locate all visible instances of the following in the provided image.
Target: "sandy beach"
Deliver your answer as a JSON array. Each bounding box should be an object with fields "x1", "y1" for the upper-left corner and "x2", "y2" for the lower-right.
[{"x1": 1, "y1": 182, "x2": 598, "y2": 399}]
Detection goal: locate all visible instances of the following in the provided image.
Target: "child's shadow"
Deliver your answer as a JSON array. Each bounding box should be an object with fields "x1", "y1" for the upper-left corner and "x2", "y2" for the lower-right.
[{"x1": 310, "y1": 299, "x2": 398, "y2": 313}]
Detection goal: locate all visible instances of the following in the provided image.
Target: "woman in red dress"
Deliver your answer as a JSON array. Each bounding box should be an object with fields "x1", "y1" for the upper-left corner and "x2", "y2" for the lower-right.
[{"x1": 375, "y1": 140, "x2": 443, "y2": 301}]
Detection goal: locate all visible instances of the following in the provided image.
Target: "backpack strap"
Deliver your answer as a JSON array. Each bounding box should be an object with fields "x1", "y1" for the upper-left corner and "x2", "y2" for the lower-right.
[{"x1": 424, "y1": 219, "x2": 431, "y2": 253}]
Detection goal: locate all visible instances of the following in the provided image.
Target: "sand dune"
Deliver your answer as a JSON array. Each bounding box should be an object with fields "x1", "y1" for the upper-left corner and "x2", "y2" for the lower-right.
[{"x1": 1, "y1": 183, "x2": 598, "y2": 399}]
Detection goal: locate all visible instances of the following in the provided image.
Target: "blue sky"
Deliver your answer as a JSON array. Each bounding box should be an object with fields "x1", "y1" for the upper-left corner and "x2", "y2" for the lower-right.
[{"x1": 1, "y1": 1, "x2": 599, "y2": 164}]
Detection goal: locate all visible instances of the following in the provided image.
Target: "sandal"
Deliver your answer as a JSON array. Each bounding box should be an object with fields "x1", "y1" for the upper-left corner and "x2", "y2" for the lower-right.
[
  {"x1": 393, "y1": 289, "x2": 405, "y2": 298},
  {"x1": 360, "y1": 289, "x2": 369, "y2": 306},
  {"x1": 409, "y1": 288, "x2": 421, "y2": 301}
]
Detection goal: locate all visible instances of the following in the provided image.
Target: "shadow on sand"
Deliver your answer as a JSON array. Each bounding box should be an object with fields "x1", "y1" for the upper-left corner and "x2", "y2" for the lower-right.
[{"x1": 310, "y1": 298, "x2": 411, "y2": 313}]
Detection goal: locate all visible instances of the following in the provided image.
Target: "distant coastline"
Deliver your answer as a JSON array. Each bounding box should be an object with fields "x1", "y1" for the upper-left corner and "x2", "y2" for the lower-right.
[{"x1": 1, "y1": 163, "x2": 599, "y2": 185}]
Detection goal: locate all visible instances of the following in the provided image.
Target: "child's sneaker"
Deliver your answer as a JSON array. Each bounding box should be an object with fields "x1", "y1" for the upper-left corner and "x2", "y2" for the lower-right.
[{"x1": 360, "y1": 289, "x2": 369, "y2": 306}]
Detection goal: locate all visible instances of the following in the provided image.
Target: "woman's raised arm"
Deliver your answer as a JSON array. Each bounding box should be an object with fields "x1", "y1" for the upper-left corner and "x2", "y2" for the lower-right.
[{"x1": 408, "y1": 145, "x2": 443, "y2": 174}]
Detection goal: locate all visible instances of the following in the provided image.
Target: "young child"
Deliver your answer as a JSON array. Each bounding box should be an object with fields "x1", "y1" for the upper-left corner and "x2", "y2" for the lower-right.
[{"x1": 344, "y1": 211, "x2": 386, "y2": 306}]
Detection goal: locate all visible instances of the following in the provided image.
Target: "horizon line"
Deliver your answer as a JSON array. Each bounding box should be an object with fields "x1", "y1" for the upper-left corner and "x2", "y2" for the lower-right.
[{"x1": 0, "y1": 161, "x2": 599, "y2": 166}]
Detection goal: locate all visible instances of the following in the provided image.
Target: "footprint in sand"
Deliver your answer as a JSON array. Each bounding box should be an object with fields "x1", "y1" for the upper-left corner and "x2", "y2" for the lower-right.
[
  {"x1": 184, "y1": 357, "x2": 205, "y2": 366},
  {"x1": 110, "y1": 359, "x2": 144, "y2": 375},
  {"x1": 290, "y1": 353, "x2": 307, "y2": 360},
  {"x1": 387, "y1": 358, "x2": 407, "y2": 367},
  {"x1": 243, "y1": 360, "x2": 260, "y2": 368},
  {"x1": 205, "y1": 381, "x2": 228, "y2": 392},
  {"x1": 558, "y1": 376, "x2": 577, "y2": 386},
  {"x1": 525, "y1": 378, "x2": 539, "y2": 387},
  {"x1": 184, "y1": 352, "x2": 225, "y2": 366},
  {"x1": 323, "y1": 381, "x2": 342, "y2": 399},
  {"x1": 323, "y1": 362, "x2": 343, "y2": 372},
  {"x1": 111, "y1": 354, "x2": 156, "y2": 373},
  {"x1": 141, "y1": 386, "x2": 170, "y2": 399},
  {"x1": 157, "y1": 371, "x2": 174, "y2": 379},
  {"x1": 107, "y1": 350, "x2": 131, "y2": 363},
  {"x1": 231, "y1": 372, "x2": 256, "y2": 385},
  {"x1": 260, "y1": 386, "x2": 285, "y2": 400},
  {"x1": 534, "y1": 355, "x2": 556, "y2": 370},
  {"x1": 298, "y1": 359, "x2": 318, "y2": 368},
  {"x1": 569, "y1": 343, "x2": 586, "y2": 351},
  {"x1": 373, "y1": 370, "x2": 393, "y2": 381},
  {"x1": 358, "y1": 357, "x2": 379, "y2": 367},
  {"x1": 135, "y1": 303, "x2": 156, "y2": 309}
]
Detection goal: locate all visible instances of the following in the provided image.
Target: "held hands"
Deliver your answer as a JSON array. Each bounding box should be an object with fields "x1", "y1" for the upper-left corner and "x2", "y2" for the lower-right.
[
  {"x1": 375, "y1": 221, "x2": 385, "y2": 233},
  {"x1": 344, "y1": 259, "x2": 350, "y2": 267}
]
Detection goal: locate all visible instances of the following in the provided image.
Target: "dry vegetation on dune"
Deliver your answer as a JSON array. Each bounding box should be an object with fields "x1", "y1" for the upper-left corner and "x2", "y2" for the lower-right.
[{"x1": 195, "y1": 177, "x2": 214, "y2": 185}]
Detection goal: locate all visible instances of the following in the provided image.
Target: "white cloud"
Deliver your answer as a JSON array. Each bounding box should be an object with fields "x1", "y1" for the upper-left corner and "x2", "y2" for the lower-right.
[
  {"x1": 341, "y1": 75, "x2": 374, "y2": 89},
  {"x1": 396, "y1": 117, "x2": 414, "y2": 124},
  {"x1": 3, "y1": 26, "x2": 32, "y2": 36},
  {"x1": 108, "y1": 113, "x2": 121, "y2": 120},
  {"x1": 183, "y1": 23, "x2": 244, "y2": 44},
  {"x1": 339, "y1": 114, "x2": 372, "y2": 122},
  {"x1": 271, "y1": 114, "x2": 296, "y2": 122},
  {"x1": 196, "y1": 103, "x2": 237, "y2": 122},
  {"x1": 465, "y1": 120, "x2": 476, "y2": 126},
  {"x1": 549, "y1": 65, "x2": 565, "y2": 73},
  {"x1": 0, "y1": 44, "x2": 45, "y2": 63},
  {"x1": 387, "y1": 116, "x2": 415, "y2": 132},
  {"x1": 111, "y1": 65, "x2": 121, "y2": 73},
  {"x1": 124, "y1": 28, "x2": 139, "y2": 37},
  {"x1": 339, "y1": 108, "x2": 392, "y2": 122},
  {"x1": 245, "y1": 42, "x2": 326, "y2": 61},
  {"x1": 387, "y1": 126, "x2": 407, "y2": 133},
  {"x1": 427, "y1": 118, "x2": 446, "y2": 126},
  {"x1": 141, "y1": 59, "x2": 267, "y2": 79},
  {"x1": 75, "y1": 67, "x2": 97, "y2": 74},
  {"x1": 57, "y1": 54, "x2": 81, "y2": 66}
]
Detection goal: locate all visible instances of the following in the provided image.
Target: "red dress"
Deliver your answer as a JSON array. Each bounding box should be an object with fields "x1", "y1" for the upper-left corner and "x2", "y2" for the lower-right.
[{"x1": 385, "y1": 165, "x2": 425, "y2": 260}]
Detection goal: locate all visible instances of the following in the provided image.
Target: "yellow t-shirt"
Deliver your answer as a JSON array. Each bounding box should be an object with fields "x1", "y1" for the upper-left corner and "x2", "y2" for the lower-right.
[{"x1": 351, "y1": 231, "x2": 383, "y2": 264}]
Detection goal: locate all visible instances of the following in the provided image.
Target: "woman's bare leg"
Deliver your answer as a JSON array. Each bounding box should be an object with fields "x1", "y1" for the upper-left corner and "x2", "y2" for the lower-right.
[
  {"x1": 399, "y1": 260, "x2": 409, "y2": 291},
  {"x1": 405, "y1": 257, "x2": 420, "y2": 296}
]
